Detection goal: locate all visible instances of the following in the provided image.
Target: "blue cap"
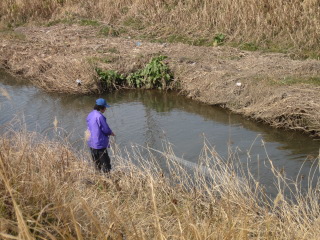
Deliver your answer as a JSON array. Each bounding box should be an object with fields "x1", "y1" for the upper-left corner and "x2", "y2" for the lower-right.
[{"x1": 96, "y1": 98, "x2": 110, "y2": 108}]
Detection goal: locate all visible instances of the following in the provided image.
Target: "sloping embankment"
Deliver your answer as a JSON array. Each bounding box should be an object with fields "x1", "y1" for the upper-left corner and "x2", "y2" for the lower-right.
[
  {"x1": 0, "y1": 129, "x2": 319, "y2": 239},
  {"x1": 1, "y1": 25, "x2": 320, "y2": 137}
]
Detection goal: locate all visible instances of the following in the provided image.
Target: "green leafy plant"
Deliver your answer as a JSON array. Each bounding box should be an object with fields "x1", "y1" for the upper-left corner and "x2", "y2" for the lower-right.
[
  {"x1": 96, "y1": 56, "x2": 174, "y2": 91},
  {"x1": 213, "y1": 33, "x2": 225, "y2": 46},
  {"x1": 96, "y1": 69, "x2": 125, "y2": 90},
  {"x1": 127, "y1": 56, "x2": 173, "y2": 89}
]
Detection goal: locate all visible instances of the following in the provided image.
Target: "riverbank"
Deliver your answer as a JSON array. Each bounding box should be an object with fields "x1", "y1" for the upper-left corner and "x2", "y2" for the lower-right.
[
  {"x1": 0, "y1": 129, "x2": 319, "y2": 239},
  {"x1": 1, "y1": 24, "x2": 320, "y2": 137}
]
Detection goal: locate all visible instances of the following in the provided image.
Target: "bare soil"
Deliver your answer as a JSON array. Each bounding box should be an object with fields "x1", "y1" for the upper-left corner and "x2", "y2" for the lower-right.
[{"x1": 1, "y1": 25, "x2": 320, "y2": 137}]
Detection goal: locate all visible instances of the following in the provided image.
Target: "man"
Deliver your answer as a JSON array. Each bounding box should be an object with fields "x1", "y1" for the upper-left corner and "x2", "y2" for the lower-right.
[{"x1": 86, "y1": 98, "x2": 115, "y2": 173}]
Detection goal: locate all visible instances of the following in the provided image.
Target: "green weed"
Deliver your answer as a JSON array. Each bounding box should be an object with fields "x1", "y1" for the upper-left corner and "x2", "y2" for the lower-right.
[
  {"x1": 276, "y1": 76, "x2": 320, "y2": 86},
  {"x1": 127, "y1": 56, "x2": 173, "y2": 89},
  {"x1": 96, "y1": 69, "x2": 125, "y2": 89},
  {"x1": 212, "y1": 33, "x2": 225, "y2": 46},
  {"x1": 79, "y1": 19, "x2": 100, "y2": 26},
  {"x1": 96, "y1": 55, "x2": 174, "y2": 91}
]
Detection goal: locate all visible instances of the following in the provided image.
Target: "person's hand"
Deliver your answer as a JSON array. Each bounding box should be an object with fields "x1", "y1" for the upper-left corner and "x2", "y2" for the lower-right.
[{"x1": 111, "y1": 132, "x2": 116, "y2": 136}]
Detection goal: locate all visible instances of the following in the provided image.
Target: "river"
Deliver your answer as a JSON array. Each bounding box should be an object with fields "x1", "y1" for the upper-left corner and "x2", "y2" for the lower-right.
[{"x1": 0, "y1": 69, "x2": 319, "y2": 195}]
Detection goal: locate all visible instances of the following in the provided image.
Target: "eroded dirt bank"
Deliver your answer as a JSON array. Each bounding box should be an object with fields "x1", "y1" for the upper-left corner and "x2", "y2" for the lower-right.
[{"x1": 1, "y1": 25, "x2": 320, "y2": 137}]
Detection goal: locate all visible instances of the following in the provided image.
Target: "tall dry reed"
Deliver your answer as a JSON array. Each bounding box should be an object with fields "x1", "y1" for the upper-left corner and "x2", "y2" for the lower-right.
[
  {"x1": 1, "y1": 0, "x2": 320, "y2": 54},
  {"x1": 0, "y1": 125, "x2": 319, "y2": 239}
]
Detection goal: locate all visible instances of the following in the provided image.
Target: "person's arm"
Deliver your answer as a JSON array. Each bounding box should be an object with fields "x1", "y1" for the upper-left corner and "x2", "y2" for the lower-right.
[{"x1": 97, "y1": 115, "x2": 114, "y2": 136}]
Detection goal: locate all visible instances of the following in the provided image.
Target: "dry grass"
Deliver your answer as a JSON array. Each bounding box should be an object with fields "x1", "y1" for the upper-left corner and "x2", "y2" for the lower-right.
[
  {"x1": 36, "y1": 57, "x2": 100, "y2": 94},
  {"x1": 1, "y1": 23, "x2": 320, "y2": 134},
  {"x1": 239, "y1": 84, "x2": 320, "y2": 136},
  {"x1": 1, "y1": 0, "x2": 320, "y2": 55},
  {"x1": 0, "y1": 126, "x2": 319, "y2": 239}
]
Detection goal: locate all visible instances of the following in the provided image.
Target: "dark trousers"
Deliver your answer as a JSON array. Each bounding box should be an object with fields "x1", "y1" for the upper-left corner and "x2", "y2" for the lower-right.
[{"x1": 90, "y1": 148, "x2": 111, "y2": 173}]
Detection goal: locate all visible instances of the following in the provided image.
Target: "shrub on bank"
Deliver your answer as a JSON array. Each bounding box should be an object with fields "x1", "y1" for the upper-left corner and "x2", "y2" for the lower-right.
[
  {"x1": 0, "y1": 129, "x2": 319, "y2": 239},
  {"x1": 97, "y1": 55, "x2": 175, "y2": 91}
]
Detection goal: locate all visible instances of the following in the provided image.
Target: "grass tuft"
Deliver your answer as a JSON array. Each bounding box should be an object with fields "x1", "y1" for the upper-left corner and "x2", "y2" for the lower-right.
[{"x1": 79, "y1": 19, "x2": 100, "y2": 26}]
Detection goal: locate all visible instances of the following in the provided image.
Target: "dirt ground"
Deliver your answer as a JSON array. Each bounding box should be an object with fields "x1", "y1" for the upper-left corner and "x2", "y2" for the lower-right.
[{"x1": 1, "y1": 25, "x2": 320, "y2": 137}]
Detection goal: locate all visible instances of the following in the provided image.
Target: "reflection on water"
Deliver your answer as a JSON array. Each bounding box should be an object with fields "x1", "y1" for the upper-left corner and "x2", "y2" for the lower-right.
[{"x1": 1, "y1": 69, "x2": 319, "y2": 194}]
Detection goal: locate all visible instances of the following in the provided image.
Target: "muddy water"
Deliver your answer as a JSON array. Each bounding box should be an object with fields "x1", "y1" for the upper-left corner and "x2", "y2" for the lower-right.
[{"x1": 1, "y1": 70, "x2": 319, "y2": 194}]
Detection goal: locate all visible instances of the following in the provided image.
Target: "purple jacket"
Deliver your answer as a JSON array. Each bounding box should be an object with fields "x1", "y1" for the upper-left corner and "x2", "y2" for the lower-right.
[{"x1": 86, "y1": 110, "x2": 113, "y2": 149}]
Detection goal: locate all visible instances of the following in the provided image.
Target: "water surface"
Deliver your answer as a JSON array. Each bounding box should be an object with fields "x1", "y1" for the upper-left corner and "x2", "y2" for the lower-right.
[{"x1": 0, "y1": 70, "x2": 319, "y2": 194}]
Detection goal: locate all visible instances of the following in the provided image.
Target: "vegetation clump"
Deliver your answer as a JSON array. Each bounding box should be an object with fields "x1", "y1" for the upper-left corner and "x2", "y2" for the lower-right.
[
  {"x1": 97, "y1": 55, "x2": 174, "y2": 91},
  {"x1": 212, "y1": 33, "x2": 226, "y2": 46},
  {"x1": 96, "y1": 69, "x2": 125, "y2": 89}
]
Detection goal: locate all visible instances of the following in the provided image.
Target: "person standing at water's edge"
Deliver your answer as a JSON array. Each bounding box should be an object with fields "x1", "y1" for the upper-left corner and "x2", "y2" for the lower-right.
[{"x1": 86, "y1": 98, "x2": 115, "y2": 173}]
